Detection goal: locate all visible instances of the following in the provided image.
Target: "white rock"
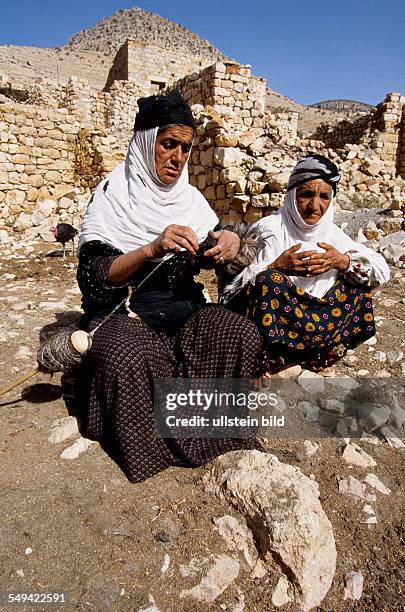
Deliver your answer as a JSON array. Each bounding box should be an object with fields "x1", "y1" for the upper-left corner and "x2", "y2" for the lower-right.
[
  {"x1": 272, "y1": 575, "x2": 292, "y2": 607},
  {"x1": 379, "y1": 426, "x2": 405, "y2": 449},
  {"x1": 364, "y1": 473, "x2": 391, "y2": 495},
  {"x1": 179, "y1": 558, "x2": 204, "y2": 578},
  {"x1": 376, "y1": 370, "x2": 391, "y2": 378},
  {"x1": 360, "y1": 404, "x2": 391, "y2": 432},
  {"x1": 342, "y1": 444, "x2": 377, "y2": 468},
  {"x1": 365, "y1": 493, "x2": 377, "y2": 503},
  {"x1": 38, "y1": 301, "x2": 67, "y2": 310},
  {"x1": 204, "y1": 451, "x2": 336, "y2": 611},
  {"x1": 15, "y1": 212, "x2": 34, "y2": 231},
  {"x1": 338, "y1": 476, "x2": 366, "y2": 500},
  {"x1": 373, "y1": 351, "x2": 387, "y2": 363},
  {"x1": 326, "y1": 376, "x2": 359, "y2": 391},
  {"x1": 25, "y1": 547, "x2": 33, "y2": 555},
  {"x1": 298, "y1": 400, "x2": 320, "y2": 421},
  {"x1": 343, "y1": 571, "x2": 364, "y2": 600},
  {"x1": 298, "y1": 370, "x2": 325, "y2": 393},
  {"x1": 295, "y1": 440, "x2": 319, "y2": 461},
  {"x1": 16, "y1": 569, "x2": 24, "y2": 577},
  {"x1": 214, "y1": 147, "x2": 243, "y2": 168},
  {"x1": 48, "y1": 416, "x2": 79, "y2": 444},
  {"x1": 37, "y1": 199, "x2": 57, "y2": 215},
  {"x1": 276, "y1": 364, "x2": 302, "y2": 378},
  {"x1": 320, "y1": 399, "x2": 345, "y2": 415},
  {"x1": 161, "y1": 553, "x2": 170, "y2": 575},
  {"x1": 363, "y1": 516, "x2": 377, "y2": 525},
  {"x1": 0, "y1": 229, "x2": 12, "y2": 244},
  {"x1": 365, "y1": 336, "x2": 377, "y2": 346},
  {"x1": 357, "y1": 369, "x2": 370, "y2": 376},
  {"x1": 360, "y1": 432, "x2": 381, "y2": 445},
  {"x1": 14, "y1": 346, "x2": 33, "y2": 360},
  {"x1": 138, "y1": 594, "x2": 161, "y2": 612},
  {"x1": 379, "y1": 298, "x2": 397, "y2": 308},
  {"x1": 386, "y1": 350, "x2": 404, "y2": 363},
  {"x1": 213, "y1": 515, "x2": 257, "y2": 569},
  {"x1": 362, "y1": 504, "x2": 375, "y2": 515},
  {"x1": 180, "y1": 554, "x2": 239, "y2": 603},
  {"x1": 60, "y1": 437, "x2": 95, "y2": 460}
]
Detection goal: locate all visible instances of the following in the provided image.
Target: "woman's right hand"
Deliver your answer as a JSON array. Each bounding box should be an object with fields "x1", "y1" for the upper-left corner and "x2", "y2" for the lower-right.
[
  {"x1": 270, "y1": 244, "x2": 319, "y2": 276},
  {"x1": 149, "y1": 224, "x2": 199, "y2": 258}
]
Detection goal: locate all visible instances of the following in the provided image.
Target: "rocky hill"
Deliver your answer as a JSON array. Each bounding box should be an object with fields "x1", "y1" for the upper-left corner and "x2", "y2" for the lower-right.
[
  {"x1": 309, "y1": 99, "x2": 375, "y2": 113},
  {"x1": 66, "y1": 6, "x2": 228, "y2": 61},
  {"x1": 265, "y1": 88, "x2": 350, "y2": 134}
]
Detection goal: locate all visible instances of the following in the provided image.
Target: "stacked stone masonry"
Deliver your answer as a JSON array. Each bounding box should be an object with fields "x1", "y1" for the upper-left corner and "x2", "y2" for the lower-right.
[
  {"x1": 0, "y1": 42, "x2": 404, "y2": 236},
  {"x1": 104, "y1": 39, "x2": 220, "y2": 93}
]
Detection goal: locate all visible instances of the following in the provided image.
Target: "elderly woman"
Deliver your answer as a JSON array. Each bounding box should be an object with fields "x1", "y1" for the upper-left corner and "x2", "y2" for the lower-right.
[
  {"x1": 76, "y1": 91, "x2": 263, "y2": 483},
  {"x1": 223, "y1": 154, "x2": 390, "y2": 374}
]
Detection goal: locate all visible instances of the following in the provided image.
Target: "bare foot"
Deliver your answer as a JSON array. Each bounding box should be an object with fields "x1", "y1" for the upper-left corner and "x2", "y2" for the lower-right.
[
  {"x1": 251, "y1": 372, "x2": 272, "y2": 390},
  {"x1": 320, "y1": 366, "x2": 336, "y2": 377}
]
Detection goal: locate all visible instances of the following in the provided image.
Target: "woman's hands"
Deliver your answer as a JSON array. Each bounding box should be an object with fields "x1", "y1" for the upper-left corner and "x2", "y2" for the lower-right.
[
  {"x1": 306, "y1": 242, "x2": 350, "y2": 274},
  {"x1": 149, "y1": 226, "x2": 241, "y2": 265},
  {"x1": 271, "y1": 242, "x2": 349, "y2": 276},
  {"x1": 149, "y1": 224, "x2": 199, "y2": 259},
  {"x1": 204, "y1": 229, "x2": 240, "y2": 265}
]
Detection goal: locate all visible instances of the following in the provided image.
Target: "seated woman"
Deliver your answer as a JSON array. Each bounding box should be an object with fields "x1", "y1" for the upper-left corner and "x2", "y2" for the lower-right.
[
  {"x1": 222, "y1": 154, "x2": 390, "y2": 374},
  {"x1": 76, "y1": 90, "x2": 263, "y2": 483}
]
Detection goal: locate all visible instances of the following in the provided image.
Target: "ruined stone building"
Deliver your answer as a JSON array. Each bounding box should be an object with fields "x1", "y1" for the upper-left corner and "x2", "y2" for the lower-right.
[{"x1": 0, "y1": 27, "x2": 404, "y2": 236}]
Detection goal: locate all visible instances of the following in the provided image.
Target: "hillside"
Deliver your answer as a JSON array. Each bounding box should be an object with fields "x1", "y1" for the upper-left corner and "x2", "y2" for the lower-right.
[
  {"x1": 309, "y1": 99, "x2": 375, "y2": 113},
  {"x1": 66, "y1": 6, "x2": 228, "y2": 60},
  {"x1": 0, "y1": 45, "x2": 111, "y2": 90},
  {"x1": 265, "y1": 88, "x2": 351, "y2": 134}
]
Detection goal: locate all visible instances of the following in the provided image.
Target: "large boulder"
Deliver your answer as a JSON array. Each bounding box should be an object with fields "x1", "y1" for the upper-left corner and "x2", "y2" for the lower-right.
[{"x1": 204, "y1": 450, "x2": 336, "y2": 611}]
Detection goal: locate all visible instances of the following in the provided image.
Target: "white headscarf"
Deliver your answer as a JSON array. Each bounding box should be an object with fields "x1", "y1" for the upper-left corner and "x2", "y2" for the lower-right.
[
  {"x1": 78, "y1": 127, "x2": 218, "y2": 257},
  {"x1": 223, "y1": 188, "x2": 389, "y2": 300}
]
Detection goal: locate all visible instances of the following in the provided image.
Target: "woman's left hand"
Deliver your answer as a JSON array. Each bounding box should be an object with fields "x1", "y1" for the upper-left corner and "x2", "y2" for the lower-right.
[
  {"x1": 204, "y1": 229, "x2": 240, "y2": 265},
  {"x1": 306, "y1": 242, "x2": 350, "y2": 275}
]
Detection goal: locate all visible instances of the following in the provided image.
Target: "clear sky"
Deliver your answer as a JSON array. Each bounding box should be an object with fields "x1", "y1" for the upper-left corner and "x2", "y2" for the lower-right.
[{"x1": 0, "y1": 0, "x2": 404, "y2": 105}]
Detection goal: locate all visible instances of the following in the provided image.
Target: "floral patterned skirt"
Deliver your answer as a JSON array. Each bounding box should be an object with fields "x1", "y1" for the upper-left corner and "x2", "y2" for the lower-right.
[{"x1": 247, "y1": 269, "x2": 376, "y2": 373}]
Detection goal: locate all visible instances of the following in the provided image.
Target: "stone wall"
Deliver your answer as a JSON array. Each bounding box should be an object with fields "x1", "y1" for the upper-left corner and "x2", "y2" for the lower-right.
[
  {"x1": 168, "y1": 61, "x2": 266, "y2": 129},
  {"x1": 399, "y1": 105, "x2": 405, "y2": 179},
  {"x1": 104, "y1": 39, "x2": 215, "y2": 93},
  {"x1": 0, "y1": 99, "x2": 79, "y2": 218},
  {"x1": 313, "y1": 93, "x2": 405, "y2": 170},
  {"x1": 1, "y1": 56, "x2": 405, "y2": 237}
]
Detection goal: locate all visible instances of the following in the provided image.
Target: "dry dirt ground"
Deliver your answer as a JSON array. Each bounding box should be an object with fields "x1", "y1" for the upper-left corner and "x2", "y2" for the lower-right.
[{"x1": 0, "y1": 241, "x2": 404, "y2": 612}]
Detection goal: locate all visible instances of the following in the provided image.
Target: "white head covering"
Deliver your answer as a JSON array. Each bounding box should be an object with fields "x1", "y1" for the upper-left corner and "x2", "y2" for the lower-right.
[
  {"x1": 78, "y1": 127, "x2": 218, "y2": 257},
  {"x1": 223, "y1": 187, "x2": 389, "y2": 300}
]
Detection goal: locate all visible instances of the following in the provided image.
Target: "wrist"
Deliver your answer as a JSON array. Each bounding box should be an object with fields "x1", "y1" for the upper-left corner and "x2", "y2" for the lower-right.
[
  {"x1": 339, "y1": 254, "x2": 350, "y2": 271},
  {"x1": 143, "y1": 242, "x2": 156, "y2": 260}
]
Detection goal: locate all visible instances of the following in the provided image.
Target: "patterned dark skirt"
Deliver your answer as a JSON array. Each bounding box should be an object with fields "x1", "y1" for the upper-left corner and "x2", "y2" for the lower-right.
[
  {"x1": 76, "y1": 305, "x2": 264, "y2": 483},
  {"x1": 246, "y1": 269, "x2": 376, "y2": 373}
]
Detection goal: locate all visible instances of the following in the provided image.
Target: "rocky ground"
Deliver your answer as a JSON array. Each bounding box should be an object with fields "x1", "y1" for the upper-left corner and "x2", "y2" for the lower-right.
[{"x1": 0, "y1": 240, "x2": 404, "y2": 612}]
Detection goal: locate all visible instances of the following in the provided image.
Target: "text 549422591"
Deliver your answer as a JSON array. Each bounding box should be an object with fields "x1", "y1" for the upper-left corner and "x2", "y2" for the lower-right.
[{"x1": 0, "y1": 592, "x2": 67, "y2": 605}]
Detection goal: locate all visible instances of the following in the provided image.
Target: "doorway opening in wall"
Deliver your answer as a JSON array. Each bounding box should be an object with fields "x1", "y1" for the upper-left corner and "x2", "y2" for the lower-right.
[{"x1": 150, "y1": 80, "x2": 166, "y2": 93}]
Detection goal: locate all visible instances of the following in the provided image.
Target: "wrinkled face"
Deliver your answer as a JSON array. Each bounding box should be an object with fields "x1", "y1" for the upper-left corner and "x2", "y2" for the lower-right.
[
  {"x1": 154, "y1": 125, "x2": 194, "y2": 184},
  {"x1": 296, "y1": 179, "x2": 333, "y2": 225}
]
